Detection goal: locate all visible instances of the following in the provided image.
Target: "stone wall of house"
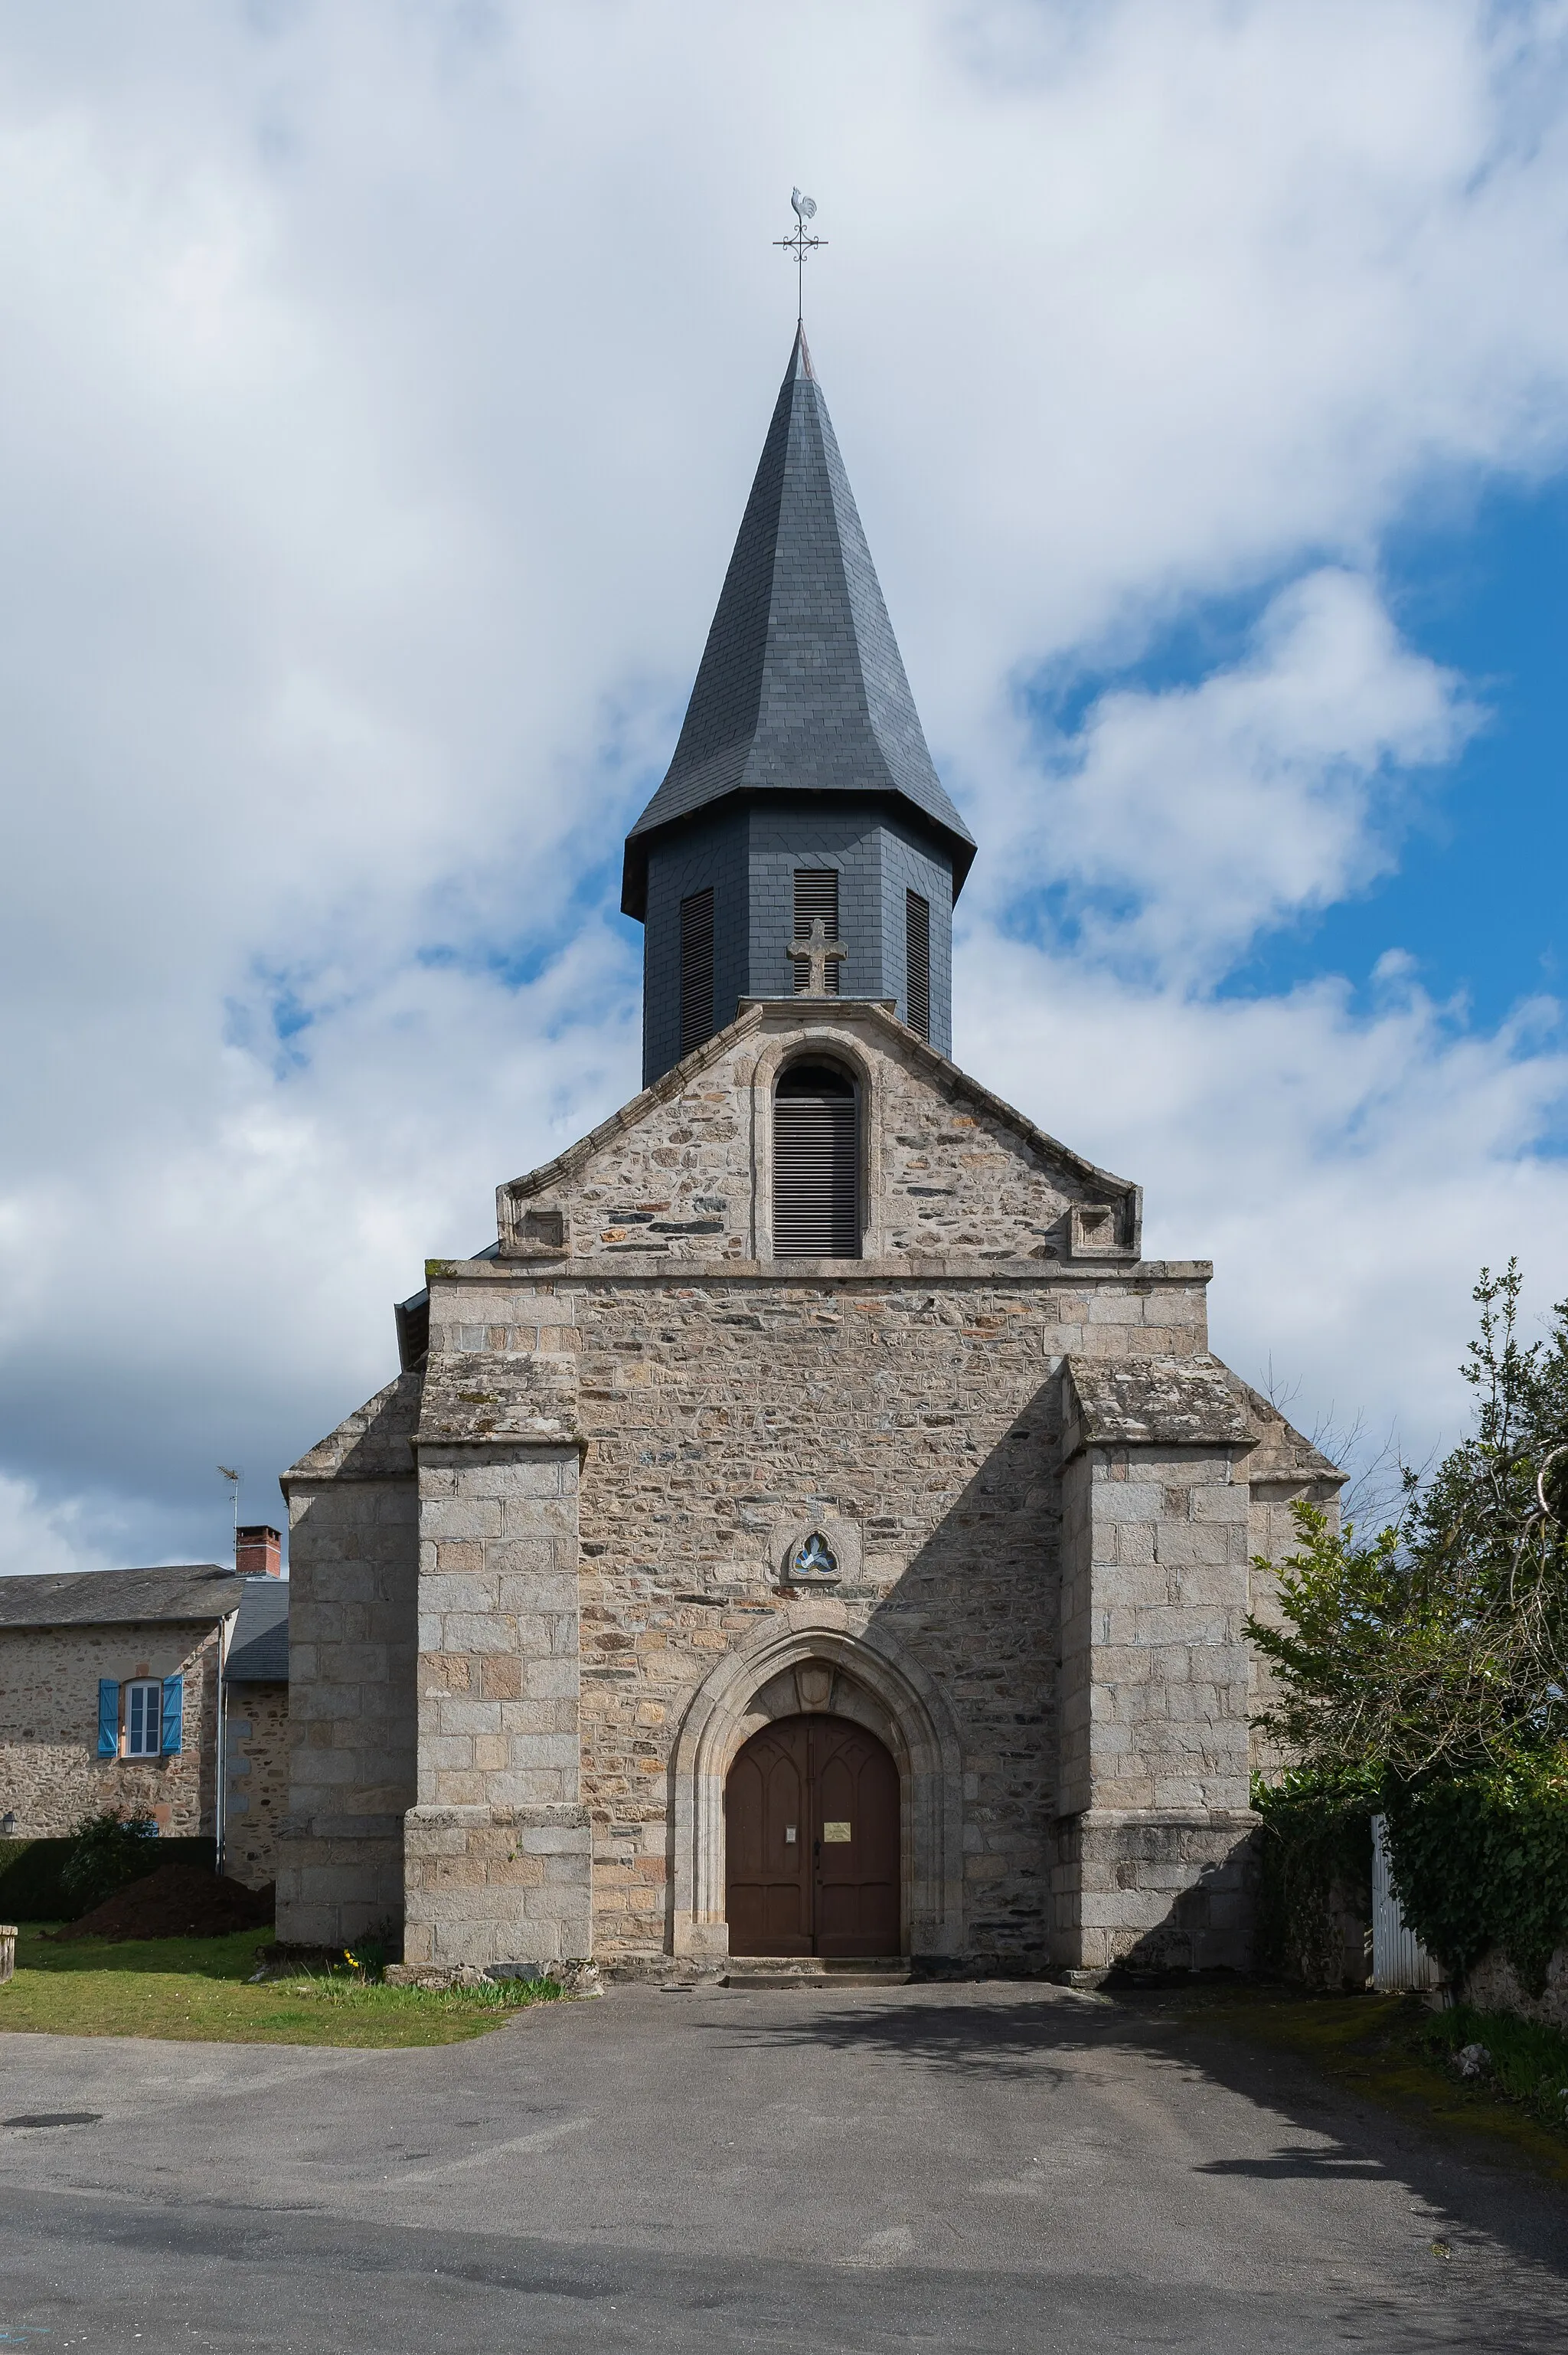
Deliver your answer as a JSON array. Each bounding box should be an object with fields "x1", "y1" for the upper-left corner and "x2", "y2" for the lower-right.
[
  {"x1": 223, "y1": 1680, "x2": 289, "y2": 1889},
  {"x1": 0, "y1": 1622, "x2": 221, "y2": 1839}
]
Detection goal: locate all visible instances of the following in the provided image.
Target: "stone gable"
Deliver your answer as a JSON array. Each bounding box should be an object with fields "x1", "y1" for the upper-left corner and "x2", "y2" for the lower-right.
[
  {"x1": 279, "y1": 999, "x2": 1342, "y2": 1973},
  {"x1": 492, "y1": 1000, "x2": 1142, "y2": 1271}
]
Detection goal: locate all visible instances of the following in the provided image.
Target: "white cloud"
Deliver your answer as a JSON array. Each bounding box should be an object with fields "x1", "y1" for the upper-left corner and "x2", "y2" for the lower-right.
[
  {"x1": 2, "y1": 3, "x2": 1568, "y2": 1559},
  {"x1": 0, "y1": 1473, "x2": 117, "y2": 1581},
  {"x1": 980, "y1": 568, "x2": 1476, "y2": 983}
]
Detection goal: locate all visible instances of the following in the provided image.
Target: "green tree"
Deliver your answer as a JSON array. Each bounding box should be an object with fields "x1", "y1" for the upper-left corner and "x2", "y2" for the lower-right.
[{"x1": 1249, "y1": 1264, "x2": 1568, "y2": 1779}]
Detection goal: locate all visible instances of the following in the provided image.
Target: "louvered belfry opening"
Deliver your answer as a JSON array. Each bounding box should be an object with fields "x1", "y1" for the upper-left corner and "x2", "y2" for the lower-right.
[
  {"x1": 792, "y1": 869, "x2": 841, "y2": 994},
  {"x1": 773, "y1": 1061, "x2": 859, "y2": 1258},
  {"x1": 906, "y1": 891, "x2": 931, "y2": 1040},
  {"x1": 679, "y1": 887, "x2": 715, "y2": 1056}
]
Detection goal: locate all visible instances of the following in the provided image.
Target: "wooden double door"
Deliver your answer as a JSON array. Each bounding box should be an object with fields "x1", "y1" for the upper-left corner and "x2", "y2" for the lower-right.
[{"x1": 725, "y1": 1713, "x2": 900, "y2": 1958}]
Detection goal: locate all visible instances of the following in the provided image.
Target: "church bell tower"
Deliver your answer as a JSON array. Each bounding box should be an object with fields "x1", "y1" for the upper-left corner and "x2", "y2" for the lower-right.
[{"x1": 622, "y1": 329, "x2": 975, "y2": 1085}]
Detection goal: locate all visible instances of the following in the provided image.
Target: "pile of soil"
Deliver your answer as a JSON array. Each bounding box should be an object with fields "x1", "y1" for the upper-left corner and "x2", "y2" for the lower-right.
[{"x1": 57, "y1": 1862, "x2": 275, "y2": 1942}]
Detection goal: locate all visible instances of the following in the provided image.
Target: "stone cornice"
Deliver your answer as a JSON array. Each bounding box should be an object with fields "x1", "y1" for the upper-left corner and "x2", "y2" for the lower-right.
[
  {"x1": 423, "y1": 1255, "x2": 1213, "y2": 1287},
  {"x1": 1059, "y1": 1354, "x2": 1256, "y2": 1463}
]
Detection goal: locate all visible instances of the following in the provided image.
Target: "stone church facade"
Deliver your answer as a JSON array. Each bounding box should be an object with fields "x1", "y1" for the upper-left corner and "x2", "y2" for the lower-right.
[{"x1": 277, "y1": 329, "x2": 1338, "y2": 1978}]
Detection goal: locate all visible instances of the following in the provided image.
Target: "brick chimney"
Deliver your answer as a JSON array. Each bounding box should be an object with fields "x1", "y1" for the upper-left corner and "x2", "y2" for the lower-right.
[{"x1": 236, "y1": 1524, "x2": 283, "y2": 1578}]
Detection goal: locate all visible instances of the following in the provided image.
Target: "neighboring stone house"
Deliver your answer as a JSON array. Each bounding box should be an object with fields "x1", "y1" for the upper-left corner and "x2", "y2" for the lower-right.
[
  {"x1": 0, "y1": 1532, "x2": 289, "y2": 1883},
  {"x1": 222, "y1": 1572, "x2": 291, "y2": 1890},
  {"x1": 278, "y1": 328, "x2": 1341, "y2": 1979}
]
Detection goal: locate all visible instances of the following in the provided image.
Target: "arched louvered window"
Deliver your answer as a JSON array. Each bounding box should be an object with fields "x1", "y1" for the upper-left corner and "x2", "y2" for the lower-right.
[{"x1": 773, "y1": 1061, "x2": 859, "y2": 1258}]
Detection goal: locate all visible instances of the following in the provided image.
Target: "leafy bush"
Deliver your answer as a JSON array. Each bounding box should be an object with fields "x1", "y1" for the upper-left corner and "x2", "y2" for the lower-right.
[
  {"x1": 0, "y1": 1834, "x2": 214, "y2": 1921},
  {"x1": 59, "y1": 1811, "x2": 159, "y2": 1915},
  {"x1": 1384, "y1": 1753, "x2": 1568, "y2": 1988},
  {"x1": 1248, "y1": 1266, "x2": 1568, "y2": 1990},
  {"x1": 1252, "y1": 1768, "x2": 1376, "y2": 1986},
  {"x1": 1249, "y1": 1265, "x2": 1568, "y2": 1781}
]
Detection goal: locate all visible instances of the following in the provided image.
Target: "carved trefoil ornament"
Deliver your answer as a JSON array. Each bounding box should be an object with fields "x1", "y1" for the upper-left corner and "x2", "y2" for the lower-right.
[
  {"x1": 773, "y1": 1512, "x2": 862, "y2": 1590},
  {"x1": 791, "y1": 1531, "x2": 839, "y2": 1582}
]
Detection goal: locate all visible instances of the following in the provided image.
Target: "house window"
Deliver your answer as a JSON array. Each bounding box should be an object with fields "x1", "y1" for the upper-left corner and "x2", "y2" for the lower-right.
[
  {"x1": 679, "y1": 887, "x2": 715, "y2": 1056},
  {"x1": 906, "y1": 891, "x2": 930, "y2": 1041},
  {"x1": 124, "y1": 1680, "x2": 162, "y2": 1759},
  {"x1": 792, "y1": 870, "x2": 841, "y2": 994},
  {"x1": 773, "y1": 1061, "x2": 859, "y2": 1258}
]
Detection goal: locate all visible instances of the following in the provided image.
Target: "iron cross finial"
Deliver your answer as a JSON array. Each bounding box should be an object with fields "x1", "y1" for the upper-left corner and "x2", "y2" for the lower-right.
[
  {"x1": 786, "y1": 916, "x2": 848, "y2": 997},
  {"x1": 774, "y1": 188, "x2": 827, "y2": 325}
]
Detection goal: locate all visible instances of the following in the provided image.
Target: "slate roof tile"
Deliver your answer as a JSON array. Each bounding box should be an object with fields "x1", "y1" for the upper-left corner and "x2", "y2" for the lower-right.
[{"x1": 622, "y1": 328, "x2": 974, "y2": 917}]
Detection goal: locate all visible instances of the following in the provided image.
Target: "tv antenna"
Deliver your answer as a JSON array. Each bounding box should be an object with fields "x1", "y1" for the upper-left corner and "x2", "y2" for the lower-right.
[
  {"x1": 218, "y1": 1465, "x2": 241, "y2": 1565},
  {"x1": 774, "y1": 188, "x2": 826, "y2": 324}
]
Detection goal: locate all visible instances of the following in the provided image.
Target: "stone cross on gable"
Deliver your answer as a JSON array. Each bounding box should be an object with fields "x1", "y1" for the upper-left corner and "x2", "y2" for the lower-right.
[{"x1": 786, "y1": 917, "x2": 848, "y2": 997}]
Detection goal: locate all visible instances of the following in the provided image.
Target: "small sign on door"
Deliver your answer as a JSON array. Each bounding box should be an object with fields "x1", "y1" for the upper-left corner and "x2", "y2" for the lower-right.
[{"x1": 822, "y1": 1820, "x2": 852, "y2": 1843}]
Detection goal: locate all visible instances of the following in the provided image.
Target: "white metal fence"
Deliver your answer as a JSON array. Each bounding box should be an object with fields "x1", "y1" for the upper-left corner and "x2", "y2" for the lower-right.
[{"x1": 1370, "y1": 1813, "x2": 1442, "y2": 1991}]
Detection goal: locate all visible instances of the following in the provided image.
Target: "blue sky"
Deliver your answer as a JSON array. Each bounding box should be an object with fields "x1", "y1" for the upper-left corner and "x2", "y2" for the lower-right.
[
  {"x1": 1233, "y1": 479, "x2": 1568, "y2": 1027},
  {"x1": 4, "y1": 2, "x2": 1568, "y2": 1569}
]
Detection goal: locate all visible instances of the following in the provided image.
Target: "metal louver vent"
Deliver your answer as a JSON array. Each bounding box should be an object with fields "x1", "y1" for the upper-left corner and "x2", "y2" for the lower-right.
[
  {"x1": 773, "y1": 1062, "x2": 858, "y2": 1257},
  {"x1": 793, "y1": 868, "x2": 841, "y2": 995},
  {"x1": 906, "y1": 891, "x2": 930, "y2": 1040},
  {"x1": 680, "y1": 888, "x2": 715, "y2": 1055}
]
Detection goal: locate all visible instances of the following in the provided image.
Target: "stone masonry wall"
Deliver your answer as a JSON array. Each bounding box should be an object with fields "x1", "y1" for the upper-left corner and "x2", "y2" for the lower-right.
[
  {"x1": 1053, "y1": 1356, "x2": 1263, "y2": 1971},
  {"x1": 417, "y1": 1262, "x2": 1210, "y2": 1964},
  {"x1": 1057, "y1": 1436, "x2": 1254, "y2": 1823},
  {"x1": 0, "y1": 1622, "x2": 221, "y2": 1838},
  {"x1": 404, "y1": 1440, "x2": 590, "y2": 1971},
  {"x1": 277, "y1": 1474, "x2": 418, "y2": 1945},
  {"x1": 499, "y1": 1003, "x2": 1139, "y2": 1266},
  {"x1": 223, "y1": 1680, "x2": 289, "y2": 1889},
  {"x1": 278, "y1": 1371, "x2": 423, "y2": 1947}
]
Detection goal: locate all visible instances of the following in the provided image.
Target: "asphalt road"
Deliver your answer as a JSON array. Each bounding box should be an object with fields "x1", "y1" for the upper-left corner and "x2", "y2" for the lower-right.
[{"x1": 0, "y1": 1980, "x2": 1563, "y2": 2352}]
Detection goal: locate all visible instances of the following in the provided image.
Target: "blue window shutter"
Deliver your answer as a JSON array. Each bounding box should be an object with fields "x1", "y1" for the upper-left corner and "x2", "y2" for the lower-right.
[
  {"x1": 161, "y1": 1674, "x2": 184, "y2": 1757},
  {"x1": 96, "y1": 1680, "x2": 119, "y2": 1758}
]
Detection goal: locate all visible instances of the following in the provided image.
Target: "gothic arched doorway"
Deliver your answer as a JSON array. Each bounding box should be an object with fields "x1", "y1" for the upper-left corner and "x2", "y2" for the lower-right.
[{"x1": 725, "y1": 1712, "x2": 900, "y2": 1957}]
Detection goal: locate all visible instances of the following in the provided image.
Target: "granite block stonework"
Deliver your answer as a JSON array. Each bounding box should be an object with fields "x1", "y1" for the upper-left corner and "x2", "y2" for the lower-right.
[{"x1": 275, "y1": 326, "x2": 1341, "y2": 1979}]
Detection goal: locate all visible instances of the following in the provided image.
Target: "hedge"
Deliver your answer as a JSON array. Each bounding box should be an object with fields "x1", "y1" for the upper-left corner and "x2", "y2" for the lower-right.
[
  {"x1": 1252, "y1": 1770, "x2": 1375, "y2": 1985},
  {"x1": 1383, "y1": 1757, "x2": 1568, "y2": 1991},
  {"x1": 0, "y1": 1835, "x2": 216, "y2": 1922}
]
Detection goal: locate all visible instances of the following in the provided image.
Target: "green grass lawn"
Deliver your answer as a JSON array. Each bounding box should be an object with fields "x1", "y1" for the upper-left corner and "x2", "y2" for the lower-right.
[
  {"x1": 0, "y1": 1928, "x2": 561, "y2": 2047},
  {"x1": 1184, "y1": 1987, "x2": 1568, "y2": 2184}
]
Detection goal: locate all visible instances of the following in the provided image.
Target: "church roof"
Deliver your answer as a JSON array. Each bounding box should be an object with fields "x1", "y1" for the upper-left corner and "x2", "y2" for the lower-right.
[
  {"x1": 622, "y1": 327, "x2": 975, "y2": 919},
  {"x1": 224, "y1": 1575, "x2": 290, "y2": 1683}
]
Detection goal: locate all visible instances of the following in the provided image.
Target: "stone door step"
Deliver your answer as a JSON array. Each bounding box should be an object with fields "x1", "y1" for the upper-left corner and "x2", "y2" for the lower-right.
[
  {"x1": 723, "y1": 1971, "x2": 910, "y2": 1988},
  {"x1": 652, "y1": 1956, "x2": 911, "y2": 1990},
  {"x1": 718, "y1": 1957, "x2": 910, "y2": 1989}
]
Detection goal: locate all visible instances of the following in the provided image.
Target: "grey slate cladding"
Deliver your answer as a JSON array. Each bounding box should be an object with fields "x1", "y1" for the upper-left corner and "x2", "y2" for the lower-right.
[
  {"x1": 622, "y1": 327, "x2": 974, "y2": 919},
  {"x1": 224, "y1": 1577, "x2": 291, "y2": 1684},
  {"x1": 641, "y1": 795, "x2": 954, "y2": 1080}
]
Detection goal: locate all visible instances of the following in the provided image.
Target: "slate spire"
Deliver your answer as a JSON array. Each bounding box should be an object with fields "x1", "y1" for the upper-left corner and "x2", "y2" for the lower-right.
[{"x1": 621, "y1": 328, "x2": 974, "y2": 919}]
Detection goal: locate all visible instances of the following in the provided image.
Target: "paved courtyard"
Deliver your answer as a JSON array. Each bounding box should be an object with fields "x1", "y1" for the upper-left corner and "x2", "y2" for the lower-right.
[{"x1": 0, "y1": 1980, "x2": 1563, "y2": 2351}]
